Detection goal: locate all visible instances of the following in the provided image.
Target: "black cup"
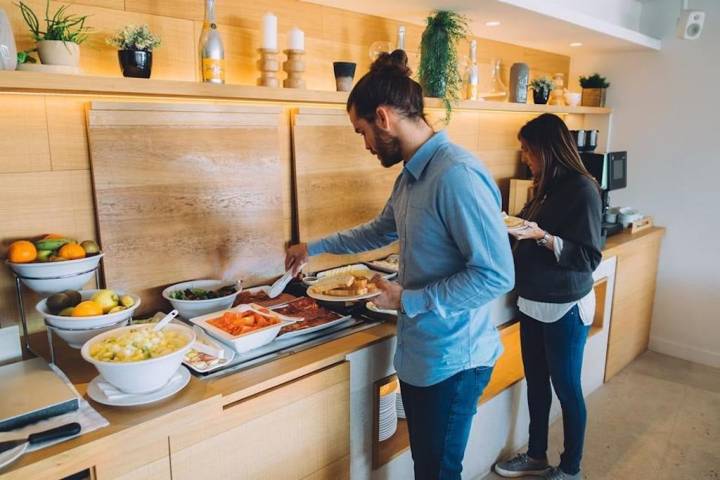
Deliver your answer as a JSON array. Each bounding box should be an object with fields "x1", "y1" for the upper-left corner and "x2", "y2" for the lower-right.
[
  {"x1": 118, "y1": 50, "x2": 153, "y2": 79},
  {"x1": 333, "y1": 61, "x2": 356, "y2": 78},
  {"x1": 333, "y1": 62, "x2": 356, "y2": 92}
]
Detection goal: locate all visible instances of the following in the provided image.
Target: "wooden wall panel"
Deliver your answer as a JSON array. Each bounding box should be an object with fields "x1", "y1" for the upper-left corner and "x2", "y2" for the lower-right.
[
  {"x1": 46, "y1": 96, "x2": 91, "y2": 171},
  {"x1": 0, "y1": 95, "x2": 51, "y2": 173},
  {"x1": 87, "y1": 102, "x2": 288, "y2": 314},
  {"x1": 0, "y1": 170, "x2": 96, "y2": 329}
]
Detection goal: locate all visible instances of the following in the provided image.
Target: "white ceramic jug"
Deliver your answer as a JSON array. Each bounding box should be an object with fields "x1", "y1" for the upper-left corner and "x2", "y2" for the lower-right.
[{"x1": 0, "y1": 9, "x2": 17, "y2": 71}]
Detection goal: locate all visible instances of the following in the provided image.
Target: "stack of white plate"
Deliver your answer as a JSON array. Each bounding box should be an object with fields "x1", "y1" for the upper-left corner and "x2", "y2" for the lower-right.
[
  {"x1": 396, "y1": 392, "x2": 406, "y2": 419},
  {"x1": 378, "y1": 381, "x2": 398, "y2": 442}
]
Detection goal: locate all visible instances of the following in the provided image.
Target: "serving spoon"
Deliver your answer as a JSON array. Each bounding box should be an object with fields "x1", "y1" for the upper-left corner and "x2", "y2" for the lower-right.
[{"x1": 153, "y1": 309, "x2": 179, "y2": 332}]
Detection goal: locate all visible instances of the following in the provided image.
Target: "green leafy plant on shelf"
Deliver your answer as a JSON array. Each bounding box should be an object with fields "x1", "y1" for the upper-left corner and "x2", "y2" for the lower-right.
[
  {"x1": 529, "y1": 76, "x2": 554, "y2": 96},
  {"x1": 579, "y1": 73, "x2": 610, "y2": 89},
  {"x1": 107, "y1": 24, "x2": 161, "y2": 51},
  {"x1": 16, "y1": 0, "x2": 91, "y2": 44},
  {"x1": 418, "y1": 10, "x2": 469, "y2": 121},
  {"x1": 16, "y1": 49, "x2": 38, "y2": 64}
]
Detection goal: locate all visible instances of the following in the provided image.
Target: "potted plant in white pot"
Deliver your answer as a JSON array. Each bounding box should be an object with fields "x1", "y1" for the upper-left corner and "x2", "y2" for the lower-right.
[
  {"x1": 529, "y1": 76, "x2": 554, "y2": 105},
  {"x1": 16, "y1": 0, "x2": 90, "y2": 67},
  {"x1": 579, "y1": 73, "x2": 610, "y2": 107},
  {"x1": 107, "y1": 24, "x2": 161, "y2": 79}
]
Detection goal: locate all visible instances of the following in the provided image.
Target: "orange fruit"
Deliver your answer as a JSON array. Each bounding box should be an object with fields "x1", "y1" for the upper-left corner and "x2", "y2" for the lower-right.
[
  {"x1": 58, "y1": 243, "x2": 86, "y2": 260},
  {"x1": 72, "y1": 301, "x2": 103, "y2": 317},
  {"x1": 8, "y1": 240, "x2": 37, "y2": 263}
]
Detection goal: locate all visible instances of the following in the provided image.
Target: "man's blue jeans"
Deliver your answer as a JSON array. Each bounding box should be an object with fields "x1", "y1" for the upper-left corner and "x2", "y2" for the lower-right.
[{"x1": 400, "y1": 366, "x2": 493, "y2": 480}]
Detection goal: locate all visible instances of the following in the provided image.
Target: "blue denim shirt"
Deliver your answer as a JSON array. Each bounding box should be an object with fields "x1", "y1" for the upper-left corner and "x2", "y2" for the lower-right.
[{"x1": 309, "y1": 131, "x2": 514, "y2": 386}]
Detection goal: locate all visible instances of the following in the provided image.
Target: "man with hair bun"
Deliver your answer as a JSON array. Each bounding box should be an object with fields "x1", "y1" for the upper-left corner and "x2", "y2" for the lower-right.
[{"x1": 286, "y1": 50, "x2": 514, "y2": 480}]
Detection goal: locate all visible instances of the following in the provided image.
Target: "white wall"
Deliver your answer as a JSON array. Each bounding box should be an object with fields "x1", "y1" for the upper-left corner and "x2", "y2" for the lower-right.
[
  {"x1": 570, "y1": 0, "x2": 720, "y2": 368},
  {"x1": 547, "y1": 0, "x2": 643, "y2": 31}
]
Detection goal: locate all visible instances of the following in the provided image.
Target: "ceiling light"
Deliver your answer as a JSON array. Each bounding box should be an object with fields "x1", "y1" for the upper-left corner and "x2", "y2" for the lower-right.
[
  {"x1": 569, "y1": 42, "x2": 583, "y2": 47},
  {"x1": 485, "y1": 21, "x2": 501, "y2": 27}
]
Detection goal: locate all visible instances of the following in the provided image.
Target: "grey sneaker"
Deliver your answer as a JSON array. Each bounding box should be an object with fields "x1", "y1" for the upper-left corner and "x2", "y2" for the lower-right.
[
  {"x1": 494, "y1": 453, "x2": 551, "y2": 478},
  {"x1": 542, "y1": 466, "x2": 582, "y2": 479}
]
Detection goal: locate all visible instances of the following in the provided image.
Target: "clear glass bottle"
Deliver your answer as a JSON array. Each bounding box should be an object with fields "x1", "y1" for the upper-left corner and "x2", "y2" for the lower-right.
[
  {"x1": 485, "y1": 58, "x2": 507, "y2": 99},
  {"x1": 466, "y1": 40, "x2": 479, "y2": 100},
  {"x1": 396, "y1": 25, "x2": 406, "y2": 51},
  {"x1": 199, "y1": 0, "x2": 225, "y2": 84}
]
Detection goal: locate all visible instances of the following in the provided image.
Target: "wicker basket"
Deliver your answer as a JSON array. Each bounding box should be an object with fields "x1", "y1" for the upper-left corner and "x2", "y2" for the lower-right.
[{"x1": 581, "y1": 88, "x2": 607, "y2": 107}]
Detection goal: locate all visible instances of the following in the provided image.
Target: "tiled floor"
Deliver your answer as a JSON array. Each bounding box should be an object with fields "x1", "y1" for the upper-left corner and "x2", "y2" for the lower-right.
[{"x1": 482, "y1": 351, "x2": 720, "y2": 480}]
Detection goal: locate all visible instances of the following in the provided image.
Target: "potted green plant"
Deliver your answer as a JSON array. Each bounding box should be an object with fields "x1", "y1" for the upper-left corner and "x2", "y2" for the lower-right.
[
  {"x1": 107, "y1": 24, "x2": 161, "y2": 79},
  {"x1": 418, "y1": 10, "x2": 468, "y2": 119},
  {"x1": 529, "y1": 76, "x2": 554, "y2": 105},
  {"x1": 579, "y1": 73, "x2": 610, "y2": 107},
  {"x1": 16, "y1": 1, "x2": 90, "y2": 67}
]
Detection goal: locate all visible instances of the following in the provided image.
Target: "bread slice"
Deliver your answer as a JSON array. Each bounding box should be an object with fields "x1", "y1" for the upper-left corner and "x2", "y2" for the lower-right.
[{"x1": 311, "y1": 273, "x2": 355, "y2": 294}]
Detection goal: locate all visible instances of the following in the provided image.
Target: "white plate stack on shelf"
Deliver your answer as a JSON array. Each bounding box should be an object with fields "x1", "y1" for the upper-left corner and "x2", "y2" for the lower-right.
[
  {"x1": 378, "y1": 380, "x2": 398, "y2": 442},
  {"x1": 396, "y1": 390, "x2": 406, "y2": 419}
]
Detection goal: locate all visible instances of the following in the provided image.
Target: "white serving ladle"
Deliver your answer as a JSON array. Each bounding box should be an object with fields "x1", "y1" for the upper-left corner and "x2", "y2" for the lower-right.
[{"x1": 153, "y1": 309, "x2": 179, "y2": 332}]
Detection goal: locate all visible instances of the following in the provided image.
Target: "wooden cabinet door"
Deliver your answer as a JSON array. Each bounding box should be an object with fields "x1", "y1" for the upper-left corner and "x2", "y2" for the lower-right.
[
  {"x1": 605, "y1": 232, "x2": 663, "y2": 380},
  {"x1": 170, "y1": 362, "x2": 350, "y2": 480}
]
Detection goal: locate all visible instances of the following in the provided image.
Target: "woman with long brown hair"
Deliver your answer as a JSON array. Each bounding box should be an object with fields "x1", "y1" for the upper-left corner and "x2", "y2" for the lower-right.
[{"x1": 494, "y1": 113, "x2": 602, "y2": 480}]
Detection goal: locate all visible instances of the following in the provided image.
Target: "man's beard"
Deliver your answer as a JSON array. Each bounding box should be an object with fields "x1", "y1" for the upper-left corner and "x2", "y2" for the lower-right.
[{"x1": 373, "y1": 126, "x2": 403, "y2": 168}]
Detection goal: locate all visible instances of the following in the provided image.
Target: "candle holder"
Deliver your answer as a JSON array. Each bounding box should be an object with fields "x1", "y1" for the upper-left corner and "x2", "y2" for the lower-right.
[
  {"x1": 257, "y1": 48, "x2": 280, "y2": 87},
  {"x1": 283, "y1": 49, "x2": 306, "y2": 89}
]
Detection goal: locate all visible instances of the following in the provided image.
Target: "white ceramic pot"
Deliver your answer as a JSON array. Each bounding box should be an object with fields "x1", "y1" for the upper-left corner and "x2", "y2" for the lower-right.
[
  {"x1": 37, "y1": 40, "x2": 80, "y2": 66},
  {"x1": 564, "y1": 91, "x2": 581, "y2": 107},
  {"x1": 6, "y1": 253, "x2": 104, "y2": 294},
  {"x1": 81, "y1": 323, "x2": 195, "y2": 394},
  {"x1": 162, "y1": 279, "x2": 241, "y2": 319},
  {"x1": 0, "y1": 9, "x2": 17, "y2": 71}
]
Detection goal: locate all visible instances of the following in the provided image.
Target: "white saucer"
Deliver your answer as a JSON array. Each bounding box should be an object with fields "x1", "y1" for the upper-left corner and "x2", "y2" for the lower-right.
[{"x1": 87, "y1": 366, "x2": 191, "y2": 407}]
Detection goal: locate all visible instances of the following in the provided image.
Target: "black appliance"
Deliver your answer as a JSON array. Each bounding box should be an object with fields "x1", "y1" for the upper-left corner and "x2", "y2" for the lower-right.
[
  {"x1": 580, "y1": 151, "x2": 628, "y2": 237},
  {"x1": 570, "y1": 129, "x2": 599, "y2": 152}
]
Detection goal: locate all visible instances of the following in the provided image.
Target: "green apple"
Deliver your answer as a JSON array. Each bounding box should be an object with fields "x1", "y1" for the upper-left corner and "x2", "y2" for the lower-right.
[
  {"x1": 119, "y1": 295, "x2": 135, "y2": 308},
  {"x1": 91, "y1": 289, "x2": 119, "y2": 314}
]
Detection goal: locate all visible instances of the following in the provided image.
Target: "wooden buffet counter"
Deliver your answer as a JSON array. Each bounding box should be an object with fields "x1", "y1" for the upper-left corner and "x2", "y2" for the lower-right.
[{"x1": 1, "y1": 227, "x2": 664, "y2": 480}]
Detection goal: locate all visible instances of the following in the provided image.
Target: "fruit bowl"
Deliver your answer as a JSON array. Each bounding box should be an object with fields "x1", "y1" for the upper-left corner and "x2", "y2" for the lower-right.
[
  {"x1": 162, "y1": 279, "x2": 241, "y2": 319},
  {"x1": 47, "y1": 319, "x2": 130, "y2": 349},
  {"x1": 6, "y1": 253, "x2": 104, "y2": 294},
  {"x1": 36, "y1": 289, "x2": 141, "y2": 330},
  {"x1": 81, "y1": 323, "x2": 195, "y2": 394}
]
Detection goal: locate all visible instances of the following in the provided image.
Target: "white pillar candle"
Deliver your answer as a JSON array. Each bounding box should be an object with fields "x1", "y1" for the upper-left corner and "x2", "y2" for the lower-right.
[
  {"x1": 262, "y1": 12, "x2": 277, "y2": 50},
  {"x1": 288, "y1": 27, "x2": 304, "y2": 51}
]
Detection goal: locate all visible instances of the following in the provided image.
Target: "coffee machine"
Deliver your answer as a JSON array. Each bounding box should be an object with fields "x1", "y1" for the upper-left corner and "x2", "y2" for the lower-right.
[{"x1": 570, "y1": 130, "x2": 628, "y2": 237}]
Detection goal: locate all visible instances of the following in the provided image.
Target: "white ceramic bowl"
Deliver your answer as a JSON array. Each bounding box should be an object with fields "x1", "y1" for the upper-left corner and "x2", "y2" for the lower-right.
[
  {"x1": 189, "y1": 308, "x2": 287, "y2": 354},
  {"x1": 564, "y1": 92, "x2": 581, "y2": 107},
  {"x1": 36, "y1": 289, "x2": 141, "y2": 330},
  {"x1": 619, "y1": 207, "x2": 643, "y2": 228},
  {"x1": 6, "y1": 253, "x2": 104, "y2": 294},
  {"x1": 48, "y1": 319, "x2": 129, "y2": 349},
  {"x1": 81, "y1": 323, "x2": 195, "y2": 394},
  {"x1": 162, "y1": 279, "x2": 241, "y2": 319}
]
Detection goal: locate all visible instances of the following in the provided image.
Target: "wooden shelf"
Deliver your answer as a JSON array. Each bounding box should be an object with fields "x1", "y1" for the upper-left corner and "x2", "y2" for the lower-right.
[{"x1": 0, "y1": 71, "x2": 612, "y2": 115}]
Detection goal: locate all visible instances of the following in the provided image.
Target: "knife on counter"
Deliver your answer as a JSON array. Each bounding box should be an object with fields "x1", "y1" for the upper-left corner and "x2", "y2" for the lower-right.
[{"x1": 0, "y1": 422, "x2": 81, "y2": 455}]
